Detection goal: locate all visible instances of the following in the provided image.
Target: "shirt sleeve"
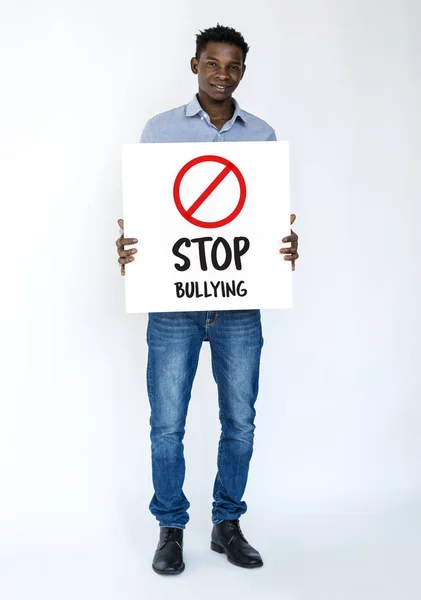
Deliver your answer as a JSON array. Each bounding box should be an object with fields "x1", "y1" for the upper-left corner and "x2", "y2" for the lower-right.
[
  {"x1": 139, "y1": 119, "x2": 156, "y2": 143},
  {"x1": 267, "y1": 128, "x2": 277, "y2": 141}
]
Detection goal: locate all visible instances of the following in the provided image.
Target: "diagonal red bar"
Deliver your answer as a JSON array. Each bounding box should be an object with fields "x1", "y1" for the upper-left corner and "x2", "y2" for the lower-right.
[{"x1": 187, "y1": 165, "x2": 233, "y2": 216}]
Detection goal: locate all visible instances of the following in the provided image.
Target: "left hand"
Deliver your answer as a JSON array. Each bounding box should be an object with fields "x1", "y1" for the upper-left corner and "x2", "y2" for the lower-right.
[{"x1": 280, "y1": 214, "x2": 299, "y2": 271}]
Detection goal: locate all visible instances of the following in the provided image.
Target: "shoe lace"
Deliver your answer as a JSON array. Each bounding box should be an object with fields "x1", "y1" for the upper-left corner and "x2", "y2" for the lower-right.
[
  {"x1": 162, "y1": 528, "x2": 183, "y2": 548},
  {"x1": 163, "y1": 528, "x2": 177, "y2": 542},
  {"x1": 227, "y1": 519, "x2": 247, "y2": 542}
]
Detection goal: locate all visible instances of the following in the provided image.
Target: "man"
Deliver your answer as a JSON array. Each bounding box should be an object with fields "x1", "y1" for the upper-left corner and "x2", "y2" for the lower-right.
[{"x1": 116, "y1": 24, "x2": 299, "y2": 575}]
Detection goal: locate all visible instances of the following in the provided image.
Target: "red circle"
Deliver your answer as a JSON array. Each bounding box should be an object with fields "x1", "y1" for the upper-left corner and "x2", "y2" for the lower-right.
[{"x1": 173, "y1": 155, "x2": 246, "y2": 228}]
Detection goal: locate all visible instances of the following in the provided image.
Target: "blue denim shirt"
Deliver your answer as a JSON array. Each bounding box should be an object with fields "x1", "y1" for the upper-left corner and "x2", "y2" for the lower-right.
[{"x1": 140, "y1": 94, "x2": 276, "y2": 143}]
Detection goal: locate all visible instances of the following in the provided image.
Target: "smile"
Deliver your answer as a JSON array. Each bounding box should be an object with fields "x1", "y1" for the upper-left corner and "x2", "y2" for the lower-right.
[{"x1": 211, "y1": 84, "x2": 231, "y2": 90}]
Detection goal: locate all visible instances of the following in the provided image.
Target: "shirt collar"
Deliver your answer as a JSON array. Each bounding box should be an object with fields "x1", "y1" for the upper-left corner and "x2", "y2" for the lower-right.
[{"x1": 185, "y1": 94, "x2": 248, "y2": 123}]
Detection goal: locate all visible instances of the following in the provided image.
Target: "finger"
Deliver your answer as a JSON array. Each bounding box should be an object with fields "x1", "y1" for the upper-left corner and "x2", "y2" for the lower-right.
[
  {"x1": 116, "y1": 237, "x2": 138, "y2": 248},
  {"x1": 121, "y1": 264, "x2": 125, "y2": 276},
  {"x1": 121, "y1": 237, "x2": 138, "y2": 246},
  {"x1": 279, "y1": 247, "x2": 295, "y2": 254},
  {"x1": 292, "y1": 259, "x2": 295, "y2": 272},
  {"x1": 118, "y1": 256, "x2": 135, "y2": 265},
  {"x1": 282, "y1": 232, "x2": 298, "y2": 243},
  {"x1": 118, "y1": 218, "x2": 124, "y2": 229},
  {"x1": 118, "y1": 248, "x2": 137, "y2": 258},
  {"x1": 290, "y1": 213, "x2": 296, "y2": 226},
  {"x1": 283, "y1": 253, "x2": 299, "y2": 261}
]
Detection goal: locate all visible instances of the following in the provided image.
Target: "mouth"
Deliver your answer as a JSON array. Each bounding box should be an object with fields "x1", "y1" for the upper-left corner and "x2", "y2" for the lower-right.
[{"x1": 210, "y1": 84, "x2": 232, "y2": 92}]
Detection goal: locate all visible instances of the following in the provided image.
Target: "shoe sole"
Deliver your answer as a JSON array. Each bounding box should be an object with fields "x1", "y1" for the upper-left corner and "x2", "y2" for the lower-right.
[
  {"x1": 152, "y1": 563, "x2": 185, "y2": 575},
  {"x1": 210, "y1": 542, "x2": 263, "y2": 569}
]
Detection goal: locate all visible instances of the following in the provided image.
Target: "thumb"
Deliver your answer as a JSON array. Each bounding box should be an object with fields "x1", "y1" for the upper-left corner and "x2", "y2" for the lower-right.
[
  {"x1": 118, "y1": 218, "x2": 124, "y2": 231},
  {"x1": 290, "y1": 213, "x2": 296, "y2": 226}
]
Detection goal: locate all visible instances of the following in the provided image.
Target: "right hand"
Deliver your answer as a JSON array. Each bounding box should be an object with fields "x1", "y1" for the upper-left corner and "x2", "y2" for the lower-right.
[{"x1": 116, "y1": 218, "x2": 138, "y2": 276}]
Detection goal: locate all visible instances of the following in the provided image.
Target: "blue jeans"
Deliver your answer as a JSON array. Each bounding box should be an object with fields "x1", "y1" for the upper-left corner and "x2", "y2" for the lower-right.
[{"x1": 146, "y1": 310, "x2": 263, "y2": 529}]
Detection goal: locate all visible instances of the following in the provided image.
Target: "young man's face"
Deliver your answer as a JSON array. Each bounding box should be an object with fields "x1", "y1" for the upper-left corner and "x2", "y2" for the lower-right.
[{"x1": 191, "y1": 41, "x2": 246, "y2": 102}]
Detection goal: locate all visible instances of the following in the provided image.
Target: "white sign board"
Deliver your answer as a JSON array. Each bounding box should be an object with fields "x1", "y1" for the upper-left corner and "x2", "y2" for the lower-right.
[{"x1": 122, "y1": 141, "x2": 292, "y2": 313}]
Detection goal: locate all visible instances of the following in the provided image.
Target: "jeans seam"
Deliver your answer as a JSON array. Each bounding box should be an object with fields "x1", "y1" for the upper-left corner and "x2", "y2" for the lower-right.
[
  {"x1": 159, "y1": 523, "x2": 185, "y2": 529},
  {"x1": 211, "y1": 344, "x2": 227, "y2": 522},
  {"x1": 214, "y1": 400, "x2": 226, "y2": 521},
  {"x1": 206, "y1": 311, "x2": 219, "y2": 327},
  {"x1": 146, "y1": 361, "x2": 153, "y2": 407}
]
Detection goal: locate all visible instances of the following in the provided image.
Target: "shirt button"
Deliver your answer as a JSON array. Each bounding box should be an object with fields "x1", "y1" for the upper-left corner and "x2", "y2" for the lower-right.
[
  {"x1": 218, "y1": 133, "x2": 221, "y2": 136},
  {"x1": 201, "y1": 117, "x2": 204, "y2": 120}
]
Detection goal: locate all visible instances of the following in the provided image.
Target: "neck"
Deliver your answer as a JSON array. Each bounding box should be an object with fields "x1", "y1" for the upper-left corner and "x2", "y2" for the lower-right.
[{"x1": 197, "y1": 90, "x2": 235, "y2": 123}]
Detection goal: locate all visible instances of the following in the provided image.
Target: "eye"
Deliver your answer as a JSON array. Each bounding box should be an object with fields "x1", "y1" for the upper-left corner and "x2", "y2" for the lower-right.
[
  {"x1": 207, "y1": 61, "x2": 217, "y2": 67},
  {"x1": 231, "y1": 66, "x2": 240, "y2": 70}
]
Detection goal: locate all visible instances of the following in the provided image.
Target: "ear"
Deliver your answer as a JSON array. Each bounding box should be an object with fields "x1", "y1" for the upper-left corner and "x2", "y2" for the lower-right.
[
  {"x1": 240, "y1": 63, "x2": 246, "y2": 81},
  {"x1": 190, "y1": 57, "x2": 199, "y2": 75}
]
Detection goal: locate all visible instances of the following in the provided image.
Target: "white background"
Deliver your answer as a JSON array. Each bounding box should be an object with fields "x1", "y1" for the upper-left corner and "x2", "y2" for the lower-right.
[
  {"x1": 0, "y1": 1, "x2": 420, "y2": 599},
  {"x1": 122, "y1": 141, "x2": 292, "y2": 312}
]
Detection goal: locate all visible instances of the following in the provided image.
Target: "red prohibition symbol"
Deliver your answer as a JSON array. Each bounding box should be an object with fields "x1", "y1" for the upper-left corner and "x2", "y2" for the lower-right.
[{"x1": 173, "y1": 155, "x2": 247, "y2": 228}]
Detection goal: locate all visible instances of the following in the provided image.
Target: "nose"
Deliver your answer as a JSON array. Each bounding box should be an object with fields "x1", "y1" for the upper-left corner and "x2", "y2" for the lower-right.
[{"x1": 215, "y1": 66, "x2": 230, "y2": 80}]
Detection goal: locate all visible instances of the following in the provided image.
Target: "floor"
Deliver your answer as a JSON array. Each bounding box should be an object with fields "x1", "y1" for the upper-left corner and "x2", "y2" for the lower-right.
[{"x1": 1, "y1": 507, "x2": 420, "y2": 600}]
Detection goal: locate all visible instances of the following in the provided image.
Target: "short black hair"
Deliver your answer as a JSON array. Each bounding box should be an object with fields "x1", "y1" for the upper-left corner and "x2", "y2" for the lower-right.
[{"x1": 195, "y1": 24, "x2": 250, "y2": 63}]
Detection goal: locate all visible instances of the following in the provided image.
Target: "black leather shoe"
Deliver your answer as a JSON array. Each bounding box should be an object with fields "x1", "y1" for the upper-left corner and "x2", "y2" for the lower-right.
[
  {"x1": 152, "y1": 527, "x2": 185, "y2": 575},
  {"x1": 211, "y1": 519, "x2": 263, "y2": 568}
]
